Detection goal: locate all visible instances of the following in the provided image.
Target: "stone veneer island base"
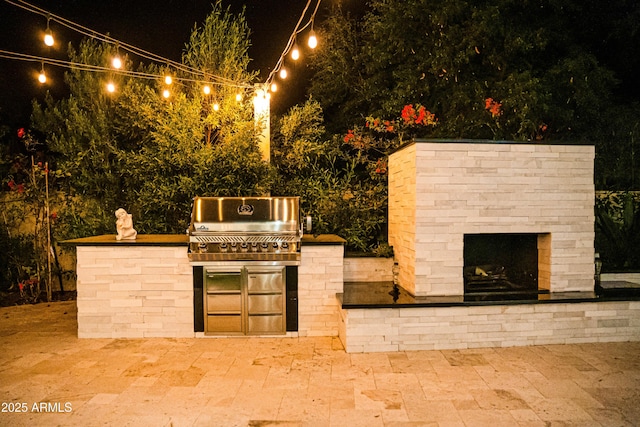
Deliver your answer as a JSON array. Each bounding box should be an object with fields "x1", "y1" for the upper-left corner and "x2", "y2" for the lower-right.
[
  {"x1": 63, "y1": 234, "x2": 346, "y2": 339},
  {"x1": 337, "y1": 281, "x2": 640, "y2": 352},
  {"x1": 62, "y1": 234, "x2": 640, "y2": 352}
]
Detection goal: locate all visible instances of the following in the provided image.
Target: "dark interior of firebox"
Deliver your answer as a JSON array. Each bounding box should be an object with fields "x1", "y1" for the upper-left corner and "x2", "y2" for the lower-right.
[{"x1": 463, "y1": 233, "x2": 538, "y2": 294}]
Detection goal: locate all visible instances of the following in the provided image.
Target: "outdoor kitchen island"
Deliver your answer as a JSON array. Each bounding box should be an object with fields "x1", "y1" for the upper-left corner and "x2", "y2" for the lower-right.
[
  {"x1": 63, "y1": 233, "x2": 640, "y2": 352},
  {"x1": 63, "y1": 233, "x2": 346, "y2": 339}
]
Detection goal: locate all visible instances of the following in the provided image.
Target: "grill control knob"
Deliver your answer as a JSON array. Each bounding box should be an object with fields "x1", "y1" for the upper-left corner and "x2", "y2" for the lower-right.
[
  {"x1": 240, "y1": 242, "x2": 248, "y2": 252},
  {"x1": 219, "y1": 242, "x2": 228, "y2": 253},
  {"x1": 272, "y1": 242, "x2": 279, "y2": 251},
  {"x1": 251, "y1": 242, "x2": 258, "y2": 252},
  {"x1": 260, "y1": 242, "x2": 269, "y2": 252},
  {"x1": 230, "y1": 242, "x2": 238, "y2": 252},
  {"x1": 198, "y1": 242, "x2": 208, "y2": 253}
]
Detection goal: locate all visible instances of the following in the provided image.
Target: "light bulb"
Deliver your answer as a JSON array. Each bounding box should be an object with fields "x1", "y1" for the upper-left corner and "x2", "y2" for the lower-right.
[
  {"x1": 164, "y1": 75, "x2": 173, "y2": 85},
  {"x1": 44, "y1": 16, "x2": 54, "y2": 47},
  {"x1": 235, "y1": 93, "x2": 242, "y2": 102},
  {"x1": 112, "y1": 56, "x2": 122, "y2": 69},
  {"x1": 203, "y1": 85, "x2": 211, "y2": 95},
  {"x1": 270, "y1": 83, "x2": 278, "y2": 92},
  {"x1": 291, "y1": 45, "x2": 300, "y2": 61},
  {"x1": 44, "y1": 30, "x2": 54, "y2": 47},
  {"x1": 308, "y1": 30, "x2": 318, "y2": 49},
  {"x1": 38, "y1": 71, "x2": 47, "y2": 84},
  {"x1": 212, "y1": 103, "x2": 220, "y2": 111},
  {"x1": 106, "y1": 82, "x2": 116, "y2": 93},
  {"x1": 162, "y1": 89, "x2": 170, "y2": 99},
  {"x1": 279, "y1": 68, "x2": 288, "y2": 79}
]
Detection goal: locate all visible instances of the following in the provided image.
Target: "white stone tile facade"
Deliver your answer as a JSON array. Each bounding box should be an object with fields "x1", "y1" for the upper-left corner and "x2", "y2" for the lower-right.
[
  {"x1": 601, "y1": 273, "x2": 640, "y2": 284},
  {"x1": 298, "y1": 244, "x2": 345, "y2": 336},
  {"x1": 76, "y1": 242, "x2": 347, "y2": 339},
  {"x1": 389, "y1": 141, "x2": 596, "y2": 296},
  {"x1": 343, "y1": 257, "x2": 393, "y2": 282},
  {"x1": 76, "y1": 246, "x2": 194, "y2": 338},
  {"x1": 75, "y1": 240, "x2": 347, "y2": 339},
  {"x1": 339, "y1": 301, "x2": 640, "y2": 353}
]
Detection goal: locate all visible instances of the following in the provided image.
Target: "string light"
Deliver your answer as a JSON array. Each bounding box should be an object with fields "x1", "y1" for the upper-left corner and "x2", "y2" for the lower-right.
[
  {"x1": 308, "y1": 29, "x2": 318, "y2": 49},
  {"x1": 265, "y1": 0, "x2": 322, "y2": 90},
  {"x1": 5, "y1": 0, "x2": 324, "y2": 104},
  {"x1": 111, "y1": 43, "x2": 122, "y2": 69},
  {"x1": 44, "y1": 15, "x2": 54, "y2": 47},
  {"x1": 38, "y1": 62, "x2": 46, "y2": 83},
  {"x1": 5, "y1": 0, "x2": 250, "y2": 91},
  {"x1": 203, "y1": 84, "x2": 211, "y2": 95},
  {"x1": 212, "y1": 102, "x2": 220, "y2": 111},
  {"x1": 290, "y1": 41, "x2": 300, "y2": 61},
  {"x1": 106, "y1": 82, "x2": 116, "y2": 93},
  {"x1": 306, "y1": 0, "x2": 321, "y2": 50}
]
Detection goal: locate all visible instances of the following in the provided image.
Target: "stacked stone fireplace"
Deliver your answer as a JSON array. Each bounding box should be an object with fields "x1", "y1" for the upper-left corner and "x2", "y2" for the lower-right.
[{"x1": 388, "y1": 139, "x2": 595, "y2": 297}]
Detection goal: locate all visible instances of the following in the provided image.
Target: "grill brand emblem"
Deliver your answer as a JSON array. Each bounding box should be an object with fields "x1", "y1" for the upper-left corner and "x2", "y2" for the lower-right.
[{"x1": 237, "y1": 204, "x2": 254, "y2": 215}]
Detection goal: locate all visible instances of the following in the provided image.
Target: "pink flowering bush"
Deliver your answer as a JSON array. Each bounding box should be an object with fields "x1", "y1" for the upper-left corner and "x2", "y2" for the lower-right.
[
  {"x1": 1, "y1": 127, "x2": 72, "y2": 300},
  {"x1": 274, "y1": 101, "x2": 437, "y2": 253}
]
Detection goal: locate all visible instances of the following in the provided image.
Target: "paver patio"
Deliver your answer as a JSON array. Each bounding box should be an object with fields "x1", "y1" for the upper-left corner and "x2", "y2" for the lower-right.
[{"x1": 0, "y1": 301, "x2": 638, "y2": 426}]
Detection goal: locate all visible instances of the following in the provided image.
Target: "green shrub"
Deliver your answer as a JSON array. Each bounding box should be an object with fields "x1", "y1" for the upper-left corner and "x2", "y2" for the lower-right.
[{"x1": 595, "y1": 192, "x2": 640, "y2": 271}]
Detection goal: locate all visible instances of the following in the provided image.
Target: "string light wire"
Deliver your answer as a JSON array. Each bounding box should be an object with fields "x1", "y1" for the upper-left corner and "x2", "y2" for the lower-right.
[
  {"x1": 2, "y1": 0, "x2": 323, "y2": 96},
  {"x1": 265, "y1": 0, "x2": 322, "y2": 87},
  {"x1": 4, "y1": 0, "x2": 249, "y2": 88}
]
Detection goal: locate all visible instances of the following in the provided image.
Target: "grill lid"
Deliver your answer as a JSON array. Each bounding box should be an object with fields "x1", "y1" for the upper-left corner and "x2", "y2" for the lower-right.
[{"x1": 189, "y1": 196, "x2": 301, "y2": 235}]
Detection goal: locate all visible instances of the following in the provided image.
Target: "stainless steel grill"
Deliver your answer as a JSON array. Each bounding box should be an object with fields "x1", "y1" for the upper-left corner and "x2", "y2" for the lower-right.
[
  {"x1": 189, "y1": 196, "x2": 301, "y2": 335},
  {"x1": 187, "y1": 196, "x2": 302, "y2": 264}
]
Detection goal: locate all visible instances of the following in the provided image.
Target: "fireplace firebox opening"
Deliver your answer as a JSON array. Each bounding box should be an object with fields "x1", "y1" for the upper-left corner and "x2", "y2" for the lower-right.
[{"x1": 463, "y1": 233, "x2": 550, "y2": 295}]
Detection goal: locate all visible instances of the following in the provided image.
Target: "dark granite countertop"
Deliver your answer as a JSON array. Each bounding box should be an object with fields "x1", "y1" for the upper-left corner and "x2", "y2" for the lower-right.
[
  {"x1": 60, "y1": 234, "x2": 189, "y2": 246},
  {"x1": 301, "y1": 234, "x2": 346, "y2": 245},
  {"x1": 61, "y1": 234, "x2": 345, "y2": 247},
  {"x1": 338, "y1": 281, "x2": 640, "y2": 309},
  {"x1": 411, "y1": 138, "x2": 594, "y2": 146}
]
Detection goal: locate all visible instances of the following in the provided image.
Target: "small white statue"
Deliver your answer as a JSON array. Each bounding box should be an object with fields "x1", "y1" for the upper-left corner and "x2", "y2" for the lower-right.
[{"x1": 115, "y1": 208, "x2": 137, "y2": 241}]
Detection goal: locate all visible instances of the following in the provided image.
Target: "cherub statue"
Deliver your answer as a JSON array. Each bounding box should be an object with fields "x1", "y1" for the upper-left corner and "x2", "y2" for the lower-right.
[{"x1": 115, "y1": 208, "x2": 137, "y2": 241}]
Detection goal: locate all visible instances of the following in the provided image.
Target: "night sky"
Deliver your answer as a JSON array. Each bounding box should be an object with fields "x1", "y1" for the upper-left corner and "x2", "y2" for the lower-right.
[{"x1": 0, "y1": 0, "x2": 338, "y2": 126}]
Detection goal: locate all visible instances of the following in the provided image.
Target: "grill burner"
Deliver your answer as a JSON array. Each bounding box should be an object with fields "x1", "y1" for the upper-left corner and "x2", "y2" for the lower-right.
[{"x1": 188, "y1": 196, "x2": 302, "y2": 264}]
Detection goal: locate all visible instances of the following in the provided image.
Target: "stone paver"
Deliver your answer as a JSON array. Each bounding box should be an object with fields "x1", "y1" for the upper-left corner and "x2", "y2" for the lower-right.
[{"x1": 0, "y1": 301, "x2": 639, "y2": 426}]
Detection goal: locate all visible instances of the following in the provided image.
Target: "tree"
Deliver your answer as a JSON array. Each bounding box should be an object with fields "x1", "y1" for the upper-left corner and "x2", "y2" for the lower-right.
[
  {"x1": 272, "y1": 99, "x2": 391, "y2": 253},
  {"x1": 309, "y1": 0, "x2": 640, "y2": 146},
  {"x1": 271, "y1": 99, "x2": 433, "y2": 254},
  {"x1": 31, "y1": 2, "x2": 270, "y2": 237}
]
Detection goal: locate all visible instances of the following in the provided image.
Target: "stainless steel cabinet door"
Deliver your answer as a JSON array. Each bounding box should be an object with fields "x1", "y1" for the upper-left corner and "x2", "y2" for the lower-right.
[
  {"x1": 247, "y1": 267, "x2": 285, "y2": 334},
  {"x1": 204, "y1": 269, "x2": 243, "y2": 334}
]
